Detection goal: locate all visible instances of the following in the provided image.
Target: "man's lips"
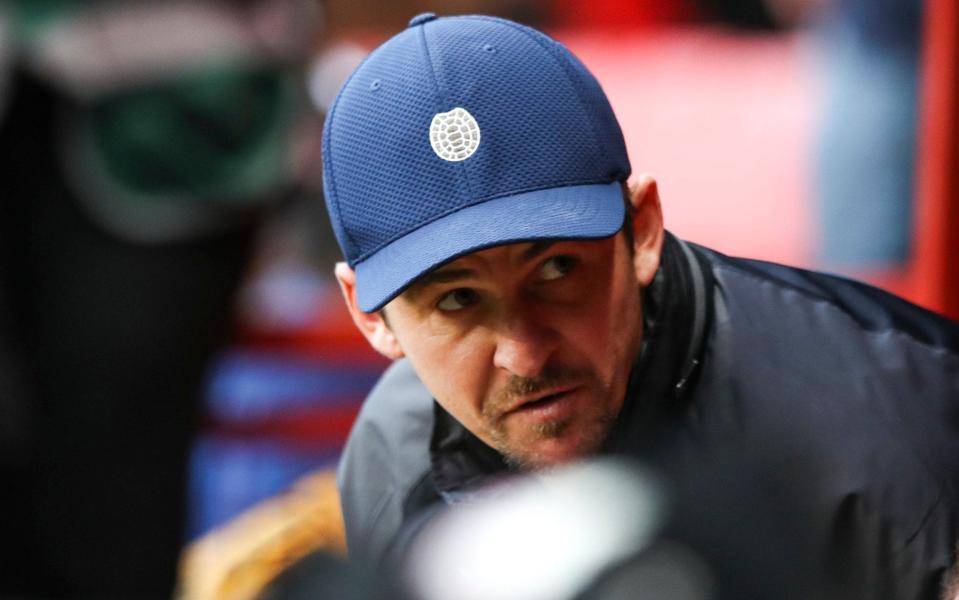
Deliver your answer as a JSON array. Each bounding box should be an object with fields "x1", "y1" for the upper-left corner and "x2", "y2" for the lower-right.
[{"x1": 506, "y1": 385, "x2": 581, "y2": 414}]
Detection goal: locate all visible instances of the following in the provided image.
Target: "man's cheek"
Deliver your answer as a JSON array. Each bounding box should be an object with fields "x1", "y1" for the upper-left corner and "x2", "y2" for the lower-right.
[{"x1": 438, "y1": 368, "x2": 489, "y2": 421}]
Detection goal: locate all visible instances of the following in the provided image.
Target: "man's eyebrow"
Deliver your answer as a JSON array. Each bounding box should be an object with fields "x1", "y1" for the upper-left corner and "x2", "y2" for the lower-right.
[
  {"x1": 520, "y1": 241, "x2": 556, "y2": 262},
  {"x1": 403, "y1": 267, "x2": 477, "y2": 301},
  {"x1": 402, "y1": 242, "x2": 555, "y2": 302},
  {"x1": 418, "y1": 267, "x2": 477, "y2": 285}
]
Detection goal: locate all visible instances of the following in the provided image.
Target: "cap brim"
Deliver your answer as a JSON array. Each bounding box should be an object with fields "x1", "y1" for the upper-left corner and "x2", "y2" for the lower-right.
[{"x1": 353, "y1": 180, "x2": 625, "y2": 312}]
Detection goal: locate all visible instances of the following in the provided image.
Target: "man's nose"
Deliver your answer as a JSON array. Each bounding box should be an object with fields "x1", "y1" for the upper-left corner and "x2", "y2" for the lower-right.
[{"x1": 492, "y1": 310, "x2": 557, "y2": 378}]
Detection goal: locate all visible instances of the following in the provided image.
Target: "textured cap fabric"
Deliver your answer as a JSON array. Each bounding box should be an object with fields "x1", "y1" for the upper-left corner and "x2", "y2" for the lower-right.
[{"x1": 322, "y1": 14, "x2": 631, "y2": 312}]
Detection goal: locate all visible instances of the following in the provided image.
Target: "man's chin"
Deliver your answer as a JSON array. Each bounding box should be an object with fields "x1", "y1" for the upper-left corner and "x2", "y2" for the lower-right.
[{"x1": 498, "y1": 429, "x2": 603, "y2": 470}]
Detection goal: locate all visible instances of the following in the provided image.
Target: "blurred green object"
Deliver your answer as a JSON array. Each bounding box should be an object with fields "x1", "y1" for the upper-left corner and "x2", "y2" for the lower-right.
[
  {"x1": 2, "y1": 0, "x2": 316, "y2": 241},
  {"x1": 87, "y1": 64, "x2": 296, "y2": 203},
  {"x1": 7, "y1": 0, "x2": 83, "y2": 40}
]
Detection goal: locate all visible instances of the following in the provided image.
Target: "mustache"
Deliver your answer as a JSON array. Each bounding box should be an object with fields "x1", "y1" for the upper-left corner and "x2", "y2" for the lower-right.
[{"x1": 482, "y1": 365, "x2": 589, "y2": 419}]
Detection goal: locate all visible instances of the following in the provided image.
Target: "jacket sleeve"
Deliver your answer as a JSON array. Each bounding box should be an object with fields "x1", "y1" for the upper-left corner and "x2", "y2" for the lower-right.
[{"x1": 336, "y1": 359, "x2": 435, "y2": 565}]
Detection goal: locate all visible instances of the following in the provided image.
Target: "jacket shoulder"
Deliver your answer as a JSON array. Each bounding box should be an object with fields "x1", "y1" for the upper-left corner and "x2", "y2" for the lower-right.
[
  {"x1": 336, "y1": 359, "x2": 434, "y2": 564},
  {"x1": 698, "y1": 246, "x2": 959, "y2": 352}
]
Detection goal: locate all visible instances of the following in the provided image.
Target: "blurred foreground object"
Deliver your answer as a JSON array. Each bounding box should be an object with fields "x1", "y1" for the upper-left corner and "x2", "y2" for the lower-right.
[
  {"x1": 0, "y1": 0, "x2": 320, "y2": 595},
  {"x1": 404, "y1": 460, "x2": 715, "y2": 600},
  {"x1": 399, "y1": 457, "x2": 863, "y2": 600},
  {"x1": 177, "y1": 469, "x2": 345, "y2": 600}
]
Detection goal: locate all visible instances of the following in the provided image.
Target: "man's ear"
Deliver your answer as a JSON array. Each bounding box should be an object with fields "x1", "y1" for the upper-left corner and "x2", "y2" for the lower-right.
[
  {"x1": 334, "y1": 263, "x2": 405, "y2": 360},
  {"x1": 628, "y1": 174, "x2": 665, "y2": 287}
]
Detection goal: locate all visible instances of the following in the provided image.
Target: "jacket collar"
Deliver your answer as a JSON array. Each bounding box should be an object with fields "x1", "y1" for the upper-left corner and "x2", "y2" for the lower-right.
[{"x1": 428, "y1": 232, "x2": 714, "y2": 499}]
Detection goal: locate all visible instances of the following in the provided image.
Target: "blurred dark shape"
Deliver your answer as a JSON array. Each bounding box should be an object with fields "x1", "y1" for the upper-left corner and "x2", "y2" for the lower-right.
[
  {"x1": 0, "y1": 73, "x2": 252, "y2": 596},
  {"x1": 259, "y1": 550, "x2": 402, "y2": 600},
  {"x1": 394, "y1": 458, "x2": 860, "y2": 600},
  {"x1": 577, "y1": 541, "x2": 715, "y2": 600},
  {"x1": 652, "y1": 447, "x2": 845, "y2": 600},
  {"x1": 699, "y1": 0, "x2": 778, "y2": 29},
  {"x1": 399, "y1": 460, "x2": 690, "y2": 600},
  {"x1": 321, "y1": 0, "x2": 543, "y2": 38},
  {"x1": 546, "y1": 0, "x2": 779, "y2": 31},
  {"x1": 0, "y1": 0, "x2": 319, "y2": 596}
]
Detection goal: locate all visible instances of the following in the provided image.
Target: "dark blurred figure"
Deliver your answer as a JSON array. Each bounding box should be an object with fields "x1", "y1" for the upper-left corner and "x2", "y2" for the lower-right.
[
  {"x1": 701, "y1": 0, "x2": 779, "y2": 29},
  {"x1": 0, "y1": 0, "x2": 318, "y2": 596},
  {"x1": 545, "y1": 0, "x2": 779, "y2": 31}
]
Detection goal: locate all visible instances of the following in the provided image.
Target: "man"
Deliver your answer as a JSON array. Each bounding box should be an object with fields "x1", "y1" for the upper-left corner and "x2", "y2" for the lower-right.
[{"x1": 322, "y1": 13, "x2": 959, "y2": 599}]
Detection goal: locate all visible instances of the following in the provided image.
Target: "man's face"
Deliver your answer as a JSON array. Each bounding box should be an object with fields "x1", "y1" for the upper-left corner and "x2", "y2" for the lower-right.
[
  {"x1": 338, "y1": 176, "x2": 664, "y2": 469},
  {"x1": 381, "y1": 233, "x2": 644, "y2": 468}
]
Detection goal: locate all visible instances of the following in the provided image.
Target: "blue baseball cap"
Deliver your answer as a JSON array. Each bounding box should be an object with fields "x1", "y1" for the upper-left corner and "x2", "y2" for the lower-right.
[{"x1": 322, "y1": 13, "x2": 631, "y2": 312}]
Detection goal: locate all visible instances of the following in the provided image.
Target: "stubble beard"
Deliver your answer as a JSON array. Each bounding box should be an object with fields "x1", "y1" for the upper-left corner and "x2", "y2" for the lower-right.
[{"x1": 480, "y1": 365, "x2": 617, "y2": 470}]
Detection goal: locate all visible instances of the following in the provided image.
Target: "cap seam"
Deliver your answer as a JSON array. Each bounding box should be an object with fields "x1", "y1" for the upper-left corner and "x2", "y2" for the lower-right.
[{"x1": 351, "y1": 176, "x2": 618, "y2": 265}]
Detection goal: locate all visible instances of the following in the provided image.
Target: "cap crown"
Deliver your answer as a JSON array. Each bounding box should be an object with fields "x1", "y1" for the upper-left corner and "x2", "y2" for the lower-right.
[{"x1": 322, "y1": 14, "x2": 630, "y2": 267}]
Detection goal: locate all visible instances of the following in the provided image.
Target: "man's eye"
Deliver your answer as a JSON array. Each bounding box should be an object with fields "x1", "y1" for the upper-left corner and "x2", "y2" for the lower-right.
[
  {"x1": 436, "y1": 288, "x2": 479, "y2": 311},
  {"x1": 539, "y1": 255, "x2": 578, "y2": 281}
]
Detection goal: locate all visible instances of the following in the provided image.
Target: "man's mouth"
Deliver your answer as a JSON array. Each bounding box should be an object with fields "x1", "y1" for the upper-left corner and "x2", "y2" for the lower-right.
[{"x1": 508, "y1": 387, "x2": 579, "y2": 415}]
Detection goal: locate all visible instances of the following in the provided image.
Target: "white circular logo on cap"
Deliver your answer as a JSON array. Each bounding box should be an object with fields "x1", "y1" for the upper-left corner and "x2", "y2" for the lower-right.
[{"x1": 430, "y1": 107, "x2": 481, "y2": 162}]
